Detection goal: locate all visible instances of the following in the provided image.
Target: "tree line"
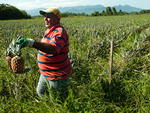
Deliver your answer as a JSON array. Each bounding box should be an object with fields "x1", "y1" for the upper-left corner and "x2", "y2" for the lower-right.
[
  {"x1": 61, "y1": 12, "x2": 87, "y2": 17},
  {"x1": 91, "y1": 7, "x2": 150, "y2": 16},
  {"x1": 0, "y1": 4, "x2": 31, "y2": 20}
]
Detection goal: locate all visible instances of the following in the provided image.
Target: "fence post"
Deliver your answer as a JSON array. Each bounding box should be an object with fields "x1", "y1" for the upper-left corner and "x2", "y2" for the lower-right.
[{"x1": 109, "y1": 39, "x2": 114, "y2": 84}]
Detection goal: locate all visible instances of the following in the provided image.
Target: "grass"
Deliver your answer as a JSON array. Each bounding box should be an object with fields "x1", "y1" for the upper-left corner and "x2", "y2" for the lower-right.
[{"x1": 0, "y1": 14, "x2": 150, "y2": 112}]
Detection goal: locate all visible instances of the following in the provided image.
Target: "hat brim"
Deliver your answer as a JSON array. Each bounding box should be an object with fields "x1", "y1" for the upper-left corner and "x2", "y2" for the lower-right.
[{"x1": 39, "y1": 10, "x2": 53, "y2": 16}]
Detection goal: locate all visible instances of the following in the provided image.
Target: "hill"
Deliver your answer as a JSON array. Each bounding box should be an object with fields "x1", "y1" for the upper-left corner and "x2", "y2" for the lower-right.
[{"x1": 26, "y1": 5, "x2": 142, "y2": 16}]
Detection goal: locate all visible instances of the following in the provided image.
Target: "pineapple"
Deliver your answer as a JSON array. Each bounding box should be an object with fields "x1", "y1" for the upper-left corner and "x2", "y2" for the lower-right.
[
  {"x1": 11, "y1": 56, "x2": 24, "y2": 73},
  {"x1": 6, "y1": 37, "x2": 25, "y2": 73},
  {"x1": 6, "y1": 55, "x2": 13, "y2": 70}
]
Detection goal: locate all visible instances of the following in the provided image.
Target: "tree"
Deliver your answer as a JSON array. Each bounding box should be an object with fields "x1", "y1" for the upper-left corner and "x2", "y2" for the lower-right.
[
  {"x1": 118, "y1": 10, "x2": 123, "y2": 15},
  {"x1": 112, "y1": 7, "x2": 117, "y2": 15},
  {"x1": 0, "y1": 4, "x2": 31, "y2": 20},
  {"x1": 106, "y1": 7, "x2": 113, "y2": 15},
  {"x1": 92, "y1": 6, "x2": 143, "y2": 17},
  {"x1": 100, "y1": 10, "x2": 106, "y2": 16},
  {"x1": 61, "y1": 12, "x2": 87, "y2": 17},
  {"x1": 140, "y1": 10, "x2": 150, "y2": 14},
  {"x1": 91, "y1": 11, "x2": 100, "y2": 16}
]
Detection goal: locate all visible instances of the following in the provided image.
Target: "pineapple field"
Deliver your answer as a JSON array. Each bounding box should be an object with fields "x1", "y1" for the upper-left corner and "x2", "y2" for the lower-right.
[{"x1": 0, "y1": 14, "x2": 150, "y2": 113}]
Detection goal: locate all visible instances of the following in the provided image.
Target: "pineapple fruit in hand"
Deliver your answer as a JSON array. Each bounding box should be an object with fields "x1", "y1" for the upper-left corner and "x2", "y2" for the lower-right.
[
  {"x1": 6, "y1": 55, "x2": 25, "y2": 73},
  {"x1": 6, "y1": 37, "x2": 25, "y2": 73},
  {"x1": 6, "y1": 55, "x2": 13, "y2": 70},
  {"x1": 11, "y1": 56, "x2": 24, "y2": 73}
]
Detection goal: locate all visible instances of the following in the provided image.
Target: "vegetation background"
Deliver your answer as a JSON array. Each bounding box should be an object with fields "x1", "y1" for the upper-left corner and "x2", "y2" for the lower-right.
[
  {"x1": 0, "y1": 4, "x2": 31, "y2": 20},
  {"x1": 0, "y1": 4, "x2": 150, "y2": 113}
]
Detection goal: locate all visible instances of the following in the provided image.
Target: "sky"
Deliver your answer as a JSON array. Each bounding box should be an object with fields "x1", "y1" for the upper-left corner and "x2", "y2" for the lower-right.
[{"x1": 0, "y1": 0, "x2": 150, "y2": 10}]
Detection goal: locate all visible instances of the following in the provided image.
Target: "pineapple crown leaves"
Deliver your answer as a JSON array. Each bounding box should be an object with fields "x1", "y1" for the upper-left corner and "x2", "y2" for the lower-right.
[{"x1": 6, "y1": 36, "x2": 22, "y2": 56}]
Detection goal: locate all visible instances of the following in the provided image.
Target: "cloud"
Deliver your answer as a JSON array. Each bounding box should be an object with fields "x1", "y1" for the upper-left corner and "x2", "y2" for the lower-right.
[
  {"x1": 1, "y1": 0, "x2": 149, "y2": 10},
  {"x1": 5, "y1": 0, "x2": 101, "y2": 10}
]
